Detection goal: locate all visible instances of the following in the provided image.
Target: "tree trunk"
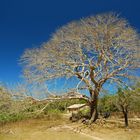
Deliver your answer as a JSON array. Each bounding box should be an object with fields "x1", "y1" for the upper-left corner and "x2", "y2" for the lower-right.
[
  {"x1": 123, "y1": 108, "x2": 128, "y2": 127},
  {"x1": 89, "y1": 90, "x2": 99, "y2": 124},
  {"x1": 121, "y1": 105, "x2": 128, "y2": 127}
]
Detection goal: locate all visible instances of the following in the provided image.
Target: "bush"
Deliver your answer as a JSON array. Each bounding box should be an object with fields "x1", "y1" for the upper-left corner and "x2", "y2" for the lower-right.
[
  {"x1": 0, "y1": 97, "x2": 86, "y2": 124},
  {"x1": 0, "y1": 112, "x2": 29, "y2": 124}
]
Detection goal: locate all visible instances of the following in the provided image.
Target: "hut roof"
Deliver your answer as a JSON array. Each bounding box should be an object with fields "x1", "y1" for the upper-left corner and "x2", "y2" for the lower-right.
[{"x1": 67, "y1": 104, "x2": 86, "y2": 109}]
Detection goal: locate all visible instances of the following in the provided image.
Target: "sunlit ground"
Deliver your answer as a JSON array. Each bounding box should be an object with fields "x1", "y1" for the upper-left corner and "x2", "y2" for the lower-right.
[
  {"x1": 0, "y1": 119, "x2": 93, "y2": 140},
  {"x1": 0, "y1": 118, "x2": 140, "y2": 140}
]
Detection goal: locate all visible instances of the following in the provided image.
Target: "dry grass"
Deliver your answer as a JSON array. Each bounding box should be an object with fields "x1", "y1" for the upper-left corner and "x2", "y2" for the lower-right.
[{"x1": 0, "y1": 118, "x2": 140, "y2": 140}]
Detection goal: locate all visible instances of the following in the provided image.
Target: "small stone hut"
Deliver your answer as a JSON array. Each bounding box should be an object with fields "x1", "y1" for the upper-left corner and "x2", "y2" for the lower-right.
[{"x1": 67, "y1": 104, "x2": 87, "y2": 113}]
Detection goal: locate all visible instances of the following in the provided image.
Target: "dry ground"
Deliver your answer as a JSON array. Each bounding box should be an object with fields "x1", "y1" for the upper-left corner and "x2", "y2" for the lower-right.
[{"x1": 0, "y1": 118, "x2": 140, "y2": 140}]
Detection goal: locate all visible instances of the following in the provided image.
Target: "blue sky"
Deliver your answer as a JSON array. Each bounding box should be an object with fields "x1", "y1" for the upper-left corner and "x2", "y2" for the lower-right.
[{"x1": 0, "y1": 0, "x2": 140, "y2": 87}]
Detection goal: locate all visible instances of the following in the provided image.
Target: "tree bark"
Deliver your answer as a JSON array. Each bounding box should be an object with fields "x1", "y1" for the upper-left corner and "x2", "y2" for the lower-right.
[
  {"x1": 89, "y1": 90, "x2": 99, "y2": 124},
  {"x1": 123, "y1": 108, "x2": 128, "y2": 127},
  {"x1": 121, "y1": 105, "x2": 128, "y2": 127}
]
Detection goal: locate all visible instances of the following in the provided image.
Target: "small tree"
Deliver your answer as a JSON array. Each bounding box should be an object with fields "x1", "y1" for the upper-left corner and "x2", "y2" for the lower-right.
[
  {"x1": 115, "y1": 86, "x2": 140, "y2": 127},
  {"x1": 21, "y1": 13, "x2": 140, "y2": 123},
  {"x1": 115, "y1": 88, "x2": 132, "y2": 127}
]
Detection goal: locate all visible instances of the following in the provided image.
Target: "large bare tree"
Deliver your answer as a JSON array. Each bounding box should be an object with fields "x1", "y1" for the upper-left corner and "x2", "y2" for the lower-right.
[{"x1": 21, "y1": 13, "x2": 140, "y2": 123}]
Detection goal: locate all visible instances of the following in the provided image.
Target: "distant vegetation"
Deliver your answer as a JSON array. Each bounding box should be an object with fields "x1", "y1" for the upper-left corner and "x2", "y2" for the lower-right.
[
  {"x1": 0, "y1": 85, "x2": 86, "y2": 124},
  {"x1": 0, "y1": 82, "x2": 140, "y2": 127}
]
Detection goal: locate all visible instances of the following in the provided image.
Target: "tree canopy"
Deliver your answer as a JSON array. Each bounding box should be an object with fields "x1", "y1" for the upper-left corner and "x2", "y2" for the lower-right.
[
  {"x1": 21, "y1": 13, "x2": 140, "y2": 123},
  {"x1": 21, "y1": 13, "x2": 139, "y2": 89}
]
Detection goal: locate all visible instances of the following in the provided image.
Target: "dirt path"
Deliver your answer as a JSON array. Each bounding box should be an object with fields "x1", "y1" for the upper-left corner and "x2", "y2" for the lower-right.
[{"x1": 48, "y1": 124, "x2": 103, "y2": 140}]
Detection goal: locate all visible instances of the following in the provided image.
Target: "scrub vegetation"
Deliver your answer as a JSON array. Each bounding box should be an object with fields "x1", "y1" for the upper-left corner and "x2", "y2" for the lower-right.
[{"x1": 0, "y1": 82, "x2": 140, "y2": 126}]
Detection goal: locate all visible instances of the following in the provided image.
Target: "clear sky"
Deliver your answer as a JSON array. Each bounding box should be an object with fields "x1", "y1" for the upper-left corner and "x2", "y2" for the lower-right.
[{"x1": 0, "y1": 0, "x2": 140, "y2": 85}]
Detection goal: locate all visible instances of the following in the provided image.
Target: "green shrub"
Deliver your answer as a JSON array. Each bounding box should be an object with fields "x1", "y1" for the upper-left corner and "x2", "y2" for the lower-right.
[{"x1": 0, "y1": 98, "x2": 86, "y2": 124}]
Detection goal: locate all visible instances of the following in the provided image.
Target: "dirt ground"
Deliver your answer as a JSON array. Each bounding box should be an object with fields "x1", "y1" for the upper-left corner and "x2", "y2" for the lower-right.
[{"x1": 0, "y1": 118, "x2": 140, "y2": 140}]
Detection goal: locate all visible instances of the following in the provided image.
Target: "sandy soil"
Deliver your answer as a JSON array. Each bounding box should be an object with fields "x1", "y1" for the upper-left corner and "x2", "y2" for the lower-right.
[{"x1": 0, "y1": 118, "x2": 140, "y2": 140}]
